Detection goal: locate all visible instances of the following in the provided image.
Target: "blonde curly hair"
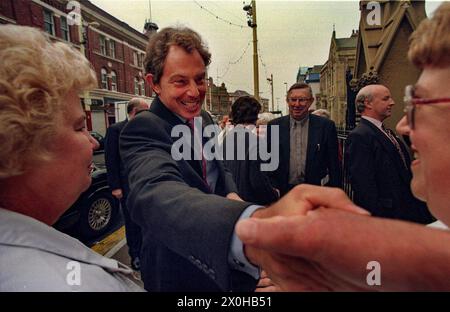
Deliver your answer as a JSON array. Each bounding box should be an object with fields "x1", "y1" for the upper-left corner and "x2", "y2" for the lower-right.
[
  {"x1": 0, "y1": 25, "x2": 97, "y2": 179},
  {"x1": 408, "y1": 2, "x2": 450, "y2": 68}
]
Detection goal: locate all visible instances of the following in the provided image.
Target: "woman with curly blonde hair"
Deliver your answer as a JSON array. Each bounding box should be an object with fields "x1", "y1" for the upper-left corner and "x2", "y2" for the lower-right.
[{"x1": 0, "y1": 25, "x2": 142, "y2": 291}]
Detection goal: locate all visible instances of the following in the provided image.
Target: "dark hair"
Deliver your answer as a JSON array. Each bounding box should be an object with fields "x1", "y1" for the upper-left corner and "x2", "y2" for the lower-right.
[
  {"x1": 286, "y1": 82, "x2": 313, "y2": 100},
  {"x1": 230, "y1": 96, "x2": 261, "y2": 125},
  {"x1": 144, "y1": 27, "x2": 211, "y2": 84}
]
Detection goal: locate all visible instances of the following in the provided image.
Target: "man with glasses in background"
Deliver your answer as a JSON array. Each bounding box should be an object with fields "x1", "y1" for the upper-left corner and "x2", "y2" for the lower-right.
[
  {"x1": 266, "y1": 82, "x2": 341, "y2": 196},
  {"x1": 345, "y1": 84, "x2": 434, "y2": 224}
]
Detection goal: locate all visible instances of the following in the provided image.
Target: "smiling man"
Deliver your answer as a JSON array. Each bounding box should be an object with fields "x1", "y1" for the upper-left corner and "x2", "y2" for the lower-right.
[
  {"x1": 119, "y1": 27, "x2": 280, "y2": 292},
  {"x1": 266, "y1": 82, "x2": 341, "y2": 196},
  {"x1": 345, "y1": 84, "x2": 434, "y2": 223}
]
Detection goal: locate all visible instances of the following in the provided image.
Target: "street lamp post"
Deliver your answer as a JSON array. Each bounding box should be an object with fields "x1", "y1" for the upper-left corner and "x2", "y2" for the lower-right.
[
  {"x1": 243, "y1": 1, "x2": 260, "y2": 101},
  {"x1": 267, "y1": 74, "x2": 274, "y2": 112}
]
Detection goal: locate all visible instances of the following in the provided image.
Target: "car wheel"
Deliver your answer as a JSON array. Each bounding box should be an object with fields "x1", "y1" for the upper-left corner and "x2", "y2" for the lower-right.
[{"x1": 79, "y1": 191, "x2": 118, "y2": 240}]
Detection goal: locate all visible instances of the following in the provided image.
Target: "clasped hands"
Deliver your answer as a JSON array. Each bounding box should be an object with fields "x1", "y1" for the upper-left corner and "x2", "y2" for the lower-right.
[{"x1": 238, "y1": 184, "x2": 372, "y2": 291}]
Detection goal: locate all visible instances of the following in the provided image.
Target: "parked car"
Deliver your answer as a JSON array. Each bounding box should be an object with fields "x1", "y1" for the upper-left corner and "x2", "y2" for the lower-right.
[
  {"x1": 90, "y1": 131, "x2": 105, "y2": 153},
  {"x1": 53, "y1": 164, "x2": 119, "y2": 241}
]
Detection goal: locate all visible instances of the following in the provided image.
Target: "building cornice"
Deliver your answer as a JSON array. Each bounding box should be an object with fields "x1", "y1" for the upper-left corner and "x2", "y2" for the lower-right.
[
  {"x1": 0, "y1": 14, "x2": 17, "y2": 24},
  {"x1": 81, "y1": 2, "x2": 148, "y2": 48},
  {"x1": 89, "y1": 88, "x2": 153, "y2": 101},
  {"x1": 32, "y1": 0, "x2": 67, "y2": 17}
]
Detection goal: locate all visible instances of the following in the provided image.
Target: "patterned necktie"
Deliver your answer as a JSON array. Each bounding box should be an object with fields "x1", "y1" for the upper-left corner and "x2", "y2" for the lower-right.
[
  {"x1": 187, "y1": 119, "x2": 209, "y2": 186},
  {"x1": 382, "y1": 125, "x2": 408, "y2": 169}
]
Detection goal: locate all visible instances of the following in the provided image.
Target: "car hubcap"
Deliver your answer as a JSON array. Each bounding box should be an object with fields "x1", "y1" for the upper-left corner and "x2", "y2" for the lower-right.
[{"x1": 88, "y1": 198, "x2": 112, "y2": 230}]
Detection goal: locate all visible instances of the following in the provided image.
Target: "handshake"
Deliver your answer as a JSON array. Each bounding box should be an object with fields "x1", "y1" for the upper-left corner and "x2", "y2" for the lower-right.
[{"x1": 237, "y1": 185, "x2": 450, "y2": 291}]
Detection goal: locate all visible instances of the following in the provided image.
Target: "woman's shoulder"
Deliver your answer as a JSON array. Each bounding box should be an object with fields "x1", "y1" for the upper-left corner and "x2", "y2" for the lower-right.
[{"x1": 0, "y1": 243, "x2": 141, "y2": 292}]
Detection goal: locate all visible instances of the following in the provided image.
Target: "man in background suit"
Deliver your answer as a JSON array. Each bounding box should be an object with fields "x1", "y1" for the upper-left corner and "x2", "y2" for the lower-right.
[
  {"x1": 267, "y1": 82, "x2": 341, "y2": 196},
  {"x1": 104, "y1": 98, "x2": 149, "y2": 270},
  {"x1": 222, "y1": 96, "x2": 279, "y2": 205},
  {"x1": 345, "y1": 84, "x2": 434, "y2": 223}
]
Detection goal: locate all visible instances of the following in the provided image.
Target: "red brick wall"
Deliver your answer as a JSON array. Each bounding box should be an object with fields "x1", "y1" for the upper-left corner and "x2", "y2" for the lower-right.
[
  {"x1": 0, "y1": 0, "x2": 15, "y2": 21},
  {"x1": 0, "y1": 0, "x2": 152, "y2": 98}
]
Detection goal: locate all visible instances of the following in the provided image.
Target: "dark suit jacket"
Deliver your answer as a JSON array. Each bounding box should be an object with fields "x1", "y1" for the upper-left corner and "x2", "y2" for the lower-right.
[
  {"x1": 267, "y1": 114, "x2": 342, "y2": 196},
  {"x1": 105, "y1": 119, "x2": 129, "y2": 192},
  {"x1": 222, "y1": 127, "x2": 279, "y2": 205},
  {"x1": 119, "y1": 97, "x2": 258, "y2": 292},
  {"x1": 345, "y1": 118, "x2": 434, "y2": 223}
]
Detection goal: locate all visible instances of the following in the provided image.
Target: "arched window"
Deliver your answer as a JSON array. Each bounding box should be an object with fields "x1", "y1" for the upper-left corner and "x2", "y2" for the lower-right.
[
  {"x1": 101, "y1": 68, "x2": 108, "y2": 89},
  {"x1": 111, "y1": 71, "x2": 117, "y2": 91}
]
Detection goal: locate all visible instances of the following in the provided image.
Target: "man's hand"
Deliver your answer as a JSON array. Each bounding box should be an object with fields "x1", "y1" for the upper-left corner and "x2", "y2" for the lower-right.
[
  {"x1": 226, "y1": 192, "x2": 243, "y2": 201},
  {"x1": 112, "y1": 188, "x2": 123, "y2": 199},
  {"x1": 239, "y1": 185, "x2": 369, "y2": 288},
  {"x1": 255, "y1": 270, "x2": 280, "y2": 292},
  {"x1": 250, "y1": 184, "x2": 369, "y2": 219},
  {"x1": 237, "y1": 208, "x2": 450, "y2": 291}
]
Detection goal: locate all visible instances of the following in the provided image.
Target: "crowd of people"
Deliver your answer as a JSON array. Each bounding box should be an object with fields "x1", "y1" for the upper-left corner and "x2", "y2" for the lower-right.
[{"x1": 0, "y1": 2, "x2": 449, "y2": 292}]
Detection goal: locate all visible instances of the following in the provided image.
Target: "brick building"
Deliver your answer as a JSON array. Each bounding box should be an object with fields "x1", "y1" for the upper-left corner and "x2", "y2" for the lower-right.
[
  {"x1": 204, "y1": 77, "x2": 231, "y2": 119},
  {"x1": 0, "y1": 0, "x2": 156, "y2": 135}
]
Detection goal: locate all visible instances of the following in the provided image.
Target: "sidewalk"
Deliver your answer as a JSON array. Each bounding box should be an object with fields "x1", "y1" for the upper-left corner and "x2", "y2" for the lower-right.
[{"x1": 91, "y1": 226, "x2": 144, "y2": 288}]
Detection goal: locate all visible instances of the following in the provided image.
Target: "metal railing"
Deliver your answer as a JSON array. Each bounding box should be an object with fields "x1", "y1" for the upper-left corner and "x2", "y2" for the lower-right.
[{"x1": 337, "y1": 128, "x2": 353, "y2": 200}]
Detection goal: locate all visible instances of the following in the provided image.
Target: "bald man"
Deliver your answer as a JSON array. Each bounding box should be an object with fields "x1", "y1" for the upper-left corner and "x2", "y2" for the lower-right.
[
  {"x1": 105, "y1": 98, "x2": 149, "y2": 270},
  {"x1": 345, "y1": 84, "x2": 433, "y2": 223}
]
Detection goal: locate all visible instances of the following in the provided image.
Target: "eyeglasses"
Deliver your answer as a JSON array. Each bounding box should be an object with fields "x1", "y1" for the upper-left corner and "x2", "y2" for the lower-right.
[
  {"x1": 403, "y1": 85, "x2": 450, "y2": 129},
  {"x1": 288, "y1": 97, "x2": 312, "y2": 104}
]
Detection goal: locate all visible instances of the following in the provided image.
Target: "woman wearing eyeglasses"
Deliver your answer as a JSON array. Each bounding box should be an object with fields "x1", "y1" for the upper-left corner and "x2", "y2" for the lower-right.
[{"x1": 235, "y1": 2, "x2": 450, "y2": 291}]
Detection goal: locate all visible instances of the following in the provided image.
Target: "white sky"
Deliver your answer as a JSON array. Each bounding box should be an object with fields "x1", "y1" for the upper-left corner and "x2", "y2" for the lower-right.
[{"x1": 90, "y1": 0, "x2": 444, "y2": 113}]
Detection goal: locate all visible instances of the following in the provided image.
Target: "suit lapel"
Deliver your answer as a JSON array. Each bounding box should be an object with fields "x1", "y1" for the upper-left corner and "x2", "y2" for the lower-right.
[
  {"x1": 361, "y1": 119, "x2": 411, "y2": 184},
  {"x1": 150, "y1": 97, "x2": 204, "y2": 183}
]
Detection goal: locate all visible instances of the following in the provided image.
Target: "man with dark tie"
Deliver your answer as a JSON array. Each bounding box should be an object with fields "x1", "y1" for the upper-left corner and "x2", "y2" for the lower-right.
[
  {"x1": 119, "y1": 27, "x2": 308, "y2": 292},
  {"x1": 266, "y1": 82, "x2": 342, "y2": 196},
  {"x1": 345, "y1": 84, "x2": 434, "y2": 223}
]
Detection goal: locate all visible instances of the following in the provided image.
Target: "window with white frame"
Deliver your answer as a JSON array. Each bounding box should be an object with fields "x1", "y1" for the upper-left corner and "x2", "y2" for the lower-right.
[
  {"x1": 99, "y1": 35, "x2": 106, "y2": 55},
  {"x1": 140, "y1": 78, "x2": 145, "y2": 95},
  {"x1": 101, "y1": 68, "x2": 108, "y2": 89},
  {"x1": 109, "y1": 40, "x2": 116, "y2": 58},
  {"x1": 60, "y1": 16, "x2": 70, "y2": 41},
  {"x1": 111, "y1": 71, "x2": 117, "y2": 91},
  {"x1": 133, "y1": 51, "x2": 138, "y2": 66},
  {"x1": 134, "y1": 78, "x2": 140, "y2": 95},
  {"x1": 43, "y1": 10, "x2": 55, "y2": 36}
]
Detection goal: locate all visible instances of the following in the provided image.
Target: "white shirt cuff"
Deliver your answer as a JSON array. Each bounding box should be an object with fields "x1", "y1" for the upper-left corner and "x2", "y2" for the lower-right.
[{"x1": 228, "y1": 204, "x2": 262, "y2": 280}]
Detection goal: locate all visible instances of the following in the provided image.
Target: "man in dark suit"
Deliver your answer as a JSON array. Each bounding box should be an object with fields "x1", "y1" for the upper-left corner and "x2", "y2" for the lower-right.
[
  {"x1": 267, "y1": 82, "x2": 341, "y2": 196},
  {"x1": 120, "y1": 27, "x2": 310, "y2": 292},
  {"x1": 104, "y1": 98, "x2": 148, "y2": 270},
  {"x1": 345, "y1": 84, "x2": 434, "y2": 223}
]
